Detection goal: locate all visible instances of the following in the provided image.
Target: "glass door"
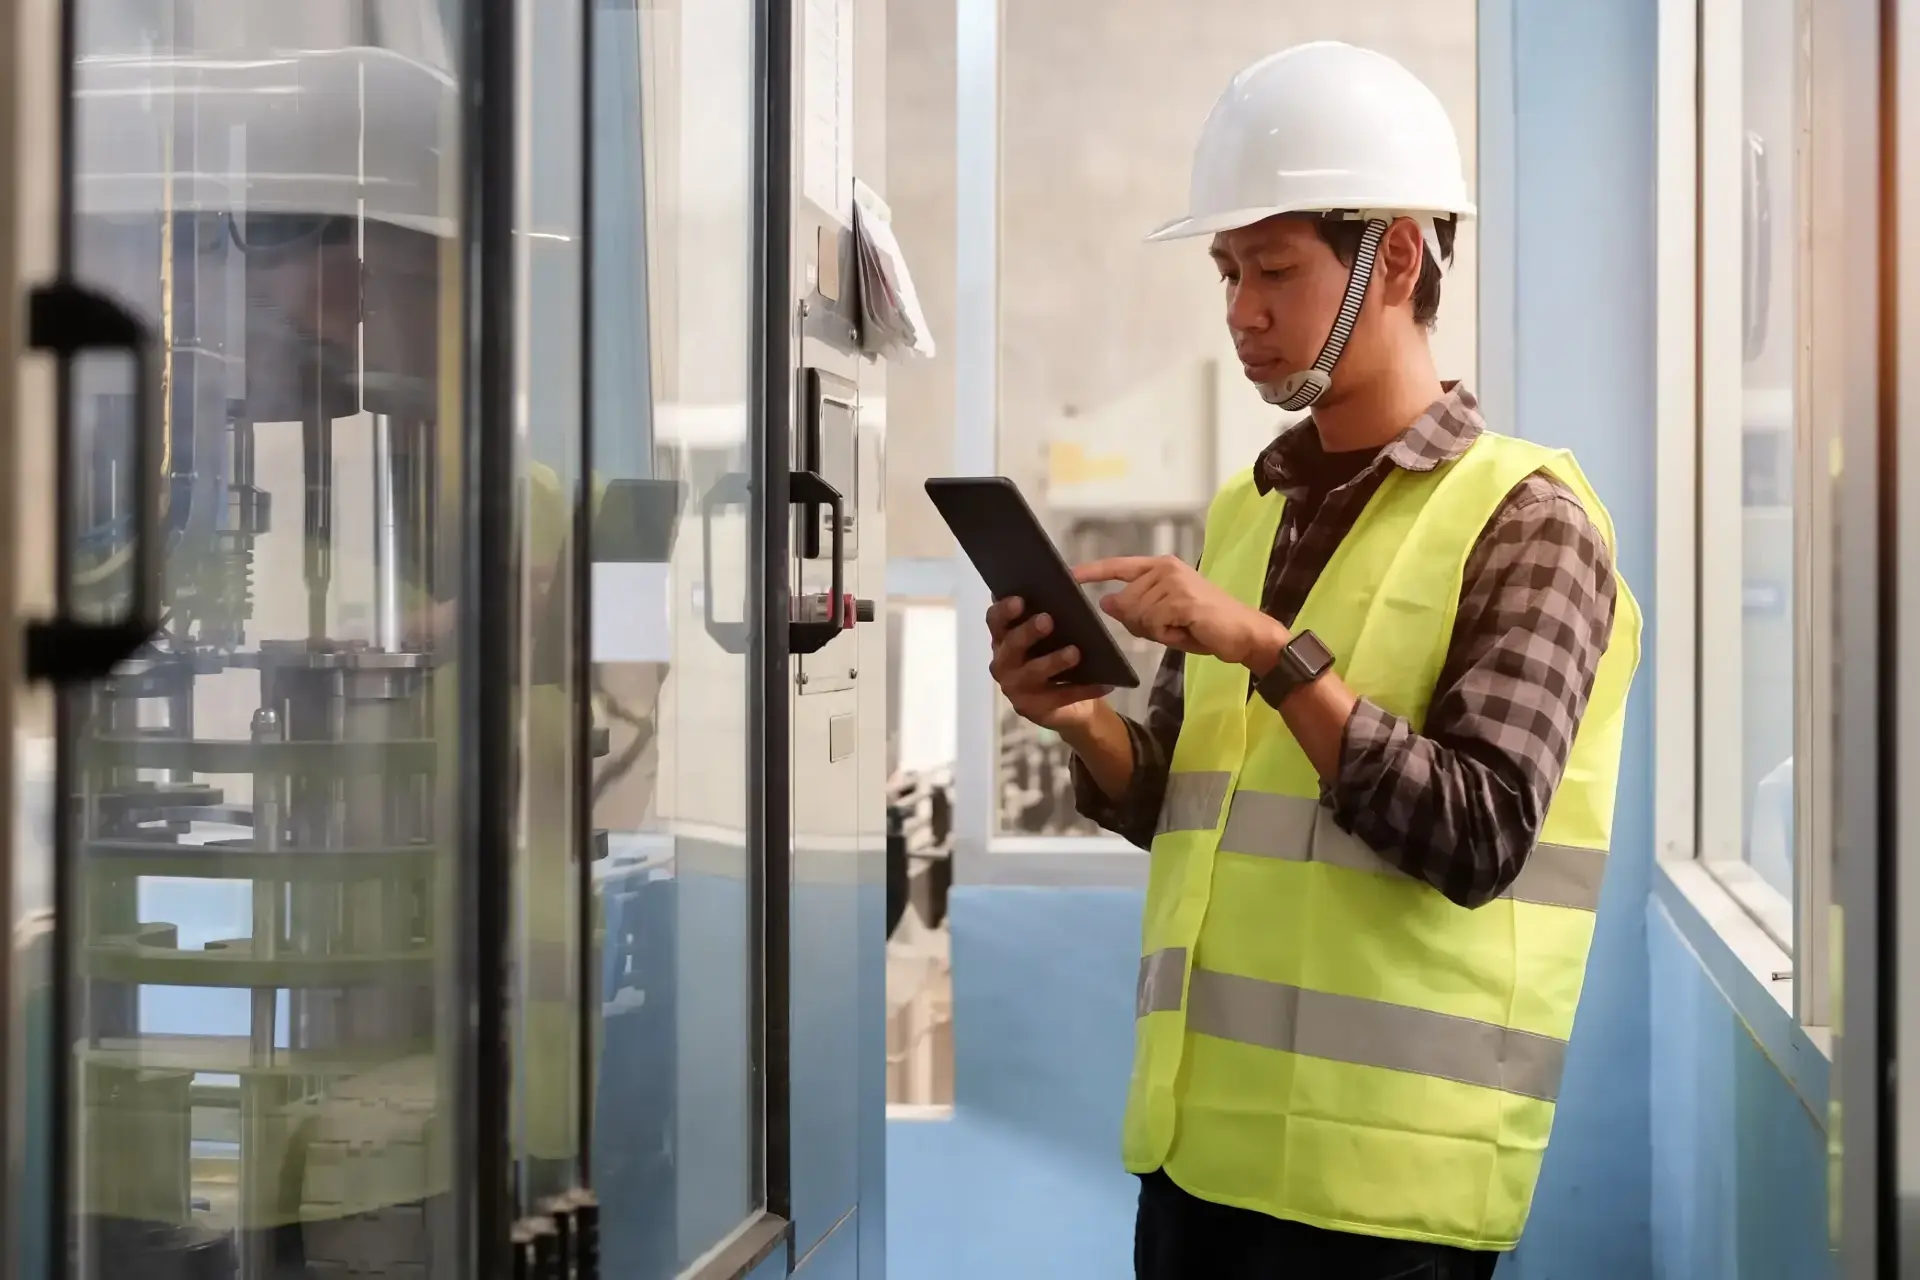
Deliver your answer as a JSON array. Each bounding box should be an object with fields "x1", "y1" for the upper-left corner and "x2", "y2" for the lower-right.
[
  {"x1": 25, "y1": 1, "x2": 494, "y2": 1276},
  {"x1": 12, "y1": 0, "x2": 810, "y2": 1273},
  {"x1": 584, "y1": 0, "x2": 785, "y2": 1274}
]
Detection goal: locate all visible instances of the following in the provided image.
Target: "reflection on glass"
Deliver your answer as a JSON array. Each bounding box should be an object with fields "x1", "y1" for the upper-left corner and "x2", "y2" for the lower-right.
[
  {"x1": 1737, "y1": 0, "x2": 1799, "y2": 898},
  {"x1": 512, "y1": 0, "x2": 588, "y2": 1218},
  {"x1": 66, "y1": 3, "x2": 463, "y2": 1275},
  {"x1": 586, "y1": 0, "x2": 761, "y2": 1274}
]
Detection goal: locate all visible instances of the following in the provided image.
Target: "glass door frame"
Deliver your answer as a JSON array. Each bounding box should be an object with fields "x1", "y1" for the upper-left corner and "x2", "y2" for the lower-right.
[
  {"x1": 465, "y1": 0, "x2": 520, "y2": 1266},
  {"x1": 1887, "y1": 0, "x2": 1920, "y2": 1268},
  {"x1": 1831, "y1": 0, "x2": 1892, "y2": 1271},
  {"x1": 732, "y1": 0, "x2": 798, "y2": 1269}
]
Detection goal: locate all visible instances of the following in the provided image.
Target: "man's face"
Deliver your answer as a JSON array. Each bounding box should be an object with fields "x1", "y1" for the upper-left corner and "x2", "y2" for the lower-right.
[{"x1": 1209, "y1": 217, "x2": 1353, "y2": 405}]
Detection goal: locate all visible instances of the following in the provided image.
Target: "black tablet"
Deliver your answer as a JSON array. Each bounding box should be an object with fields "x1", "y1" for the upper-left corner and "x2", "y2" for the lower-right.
[{"x1": 925, "y1": 476, "x2": 1141, "y2": 690}]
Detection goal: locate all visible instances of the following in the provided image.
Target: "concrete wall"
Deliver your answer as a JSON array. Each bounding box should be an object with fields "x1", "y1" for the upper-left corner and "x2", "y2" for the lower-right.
[{"x1": 883, "y1": 0, "x2": 1478, "y2": 559}]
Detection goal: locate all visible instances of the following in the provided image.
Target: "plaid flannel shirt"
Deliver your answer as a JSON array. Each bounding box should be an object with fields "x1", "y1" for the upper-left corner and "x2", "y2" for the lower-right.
[{"x1": 1072, "y1": 383, "x2": 1618, "y2": 909}]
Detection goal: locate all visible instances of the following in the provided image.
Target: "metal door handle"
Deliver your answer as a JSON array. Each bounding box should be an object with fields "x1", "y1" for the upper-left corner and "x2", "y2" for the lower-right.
[
  {"x1": 1742, "y1": 130, "x2": 1772, "y2": 363},
  {"x1": 25, "y1": 281, "x2": 163, "y2": 684},
  {"x1": 789, "y1": 469, "x2": 846, "y2": 656},
  {"x1": 699, "y1": 471, "x2": 753, "y2": 655}
]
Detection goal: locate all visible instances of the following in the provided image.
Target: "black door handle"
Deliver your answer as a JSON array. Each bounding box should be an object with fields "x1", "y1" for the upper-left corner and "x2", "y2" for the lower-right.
[
  {"x1": 789, "y1": 470, "x2": 845, "y2": 656},
  {"x1": 25, "y1": 281, "x2": 163, "y2": 684},
  {"x1": 699, "y1": 471, "x2": 753, "y2": 655}
]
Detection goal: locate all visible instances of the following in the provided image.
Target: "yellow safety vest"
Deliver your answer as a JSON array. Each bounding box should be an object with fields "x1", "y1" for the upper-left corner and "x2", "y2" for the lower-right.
[{"x1": 1120, "y1": 432, "x2": 1642, "y2": 1251}]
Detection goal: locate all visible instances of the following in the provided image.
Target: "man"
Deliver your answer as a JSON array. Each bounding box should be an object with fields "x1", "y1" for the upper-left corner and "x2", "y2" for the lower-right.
[{"x1": 985, "y1": 42, "x2": 1640, "y2": 1279}]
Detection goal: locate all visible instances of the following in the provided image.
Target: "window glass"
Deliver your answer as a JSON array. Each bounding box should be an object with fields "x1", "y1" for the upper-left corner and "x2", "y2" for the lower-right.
[
  {"x1": 986, "y1": 5, "x2": 1478, "y2": 834},
  {"x1": 1699, "y1": 0, "x2": 1803, "y2": 943},
  {"x1": 1736, "y1": 0, "x2": 1799, "y2": 899}
]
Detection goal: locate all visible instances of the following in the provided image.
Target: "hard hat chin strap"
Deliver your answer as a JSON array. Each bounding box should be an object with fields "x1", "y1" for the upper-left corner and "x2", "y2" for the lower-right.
[{"x1": 1270, "y1": 217, "x2": 1388, "y2": 413}]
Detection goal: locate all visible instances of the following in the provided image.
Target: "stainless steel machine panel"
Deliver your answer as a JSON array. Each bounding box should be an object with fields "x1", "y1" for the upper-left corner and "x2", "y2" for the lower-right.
[{"x1": 782, "y1": 0, "x2": 889, "y2": 1273}]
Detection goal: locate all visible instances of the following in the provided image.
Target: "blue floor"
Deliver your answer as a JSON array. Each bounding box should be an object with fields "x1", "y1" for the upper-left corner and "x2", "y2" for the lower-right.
[{"x1": 889, "y1": 1107, "x2": 1136, "y2": 1279}]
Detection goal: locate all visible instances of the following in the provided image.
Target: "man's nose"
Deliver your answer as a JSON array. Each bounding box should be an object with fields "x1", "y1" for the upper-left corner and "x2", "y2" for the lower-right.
[{"x1": 1226, "y1": 283, "x2": 1269, "y2": 335}]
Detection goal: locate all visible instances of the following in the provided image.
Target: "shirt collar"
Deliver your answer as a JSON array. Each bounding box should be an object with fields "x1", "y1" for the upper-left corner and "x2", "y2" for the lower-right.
[{"x1": 1252, "y1": 381, "x2": 1485, "y2": 499}]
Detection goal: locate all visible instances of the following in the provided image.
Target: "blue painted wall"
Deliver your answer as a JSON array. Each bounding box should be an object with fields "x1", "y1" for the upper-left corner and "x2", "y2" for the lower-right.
[
  {"x1": 888, "y1": 888, "x2": 1144, "y2": 1279},
  {"x1": 1503, "y1": 0, "x2": 1659, "y2": 1272},
  {"x1": 1647, "y1": 896, "x2": 1833, "y2": 1279}
]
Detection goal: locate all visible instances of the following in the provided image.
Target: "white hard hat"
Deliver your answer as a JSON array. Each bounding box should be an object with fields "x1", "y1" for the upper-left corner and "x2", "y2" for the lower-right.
[
  {"x1": 1153, "y1": 42, "x2": 1473, "y2": 412},
  {"x1": 1148, "y1": 41, "x2": 1475, "y2": 244}
]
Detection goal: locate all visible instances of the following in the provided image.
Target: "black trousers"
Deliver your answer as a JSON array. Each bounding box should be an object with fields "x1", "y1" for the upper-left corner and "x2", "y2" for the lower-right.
[{"x1": 1135, "y1": 1171, "x2": 1501, "y2": 1280}]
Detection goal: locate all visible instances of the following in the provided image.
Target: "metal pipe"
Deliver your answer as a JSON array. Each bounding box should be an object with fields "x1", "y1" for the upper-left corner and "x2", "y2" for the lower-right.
[
  {"x1": 303, "y1": 414, "x2": 333, "y2": 639},
  {"x1": 247, "y1": 707, "x2": 282, "y2": 1061},
  {"x1": 373, "y1": 414, "x2": 403, "y2": 651},
  {"x1": 242, "y1": 707, "x2": 282, "y2": 1280}
]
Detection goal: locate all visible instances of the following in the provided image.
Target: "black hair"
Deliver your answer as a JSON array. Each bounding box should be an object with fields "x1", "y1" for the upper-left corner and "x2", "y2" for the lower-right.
[{"x1": 1311, "y1": 214, "x2": 1456, "y2": 329}]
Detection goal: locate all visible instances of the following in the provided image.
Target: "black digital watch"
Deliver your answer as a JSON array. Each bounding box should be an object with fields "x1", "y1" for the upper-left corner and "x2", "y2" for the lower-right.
[{"x1": 1255, "y1": 629, "x2": 1335, "y2": 709}]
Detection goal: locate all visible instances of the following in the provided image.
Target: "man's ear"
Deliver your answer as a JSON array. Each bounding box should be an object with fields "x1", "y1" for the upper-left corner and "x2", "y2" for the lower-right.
[{"x1": 1375, "y1": 218, "x2": 1427, "y2": 308}]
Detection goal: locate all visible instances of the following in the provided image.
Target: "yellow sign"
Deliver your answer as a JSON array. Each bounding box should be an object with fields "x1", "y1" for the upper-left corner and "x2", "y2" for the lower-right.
[{"x1": 1048, "y1": 441, "x2": 1132, "y2": 487}]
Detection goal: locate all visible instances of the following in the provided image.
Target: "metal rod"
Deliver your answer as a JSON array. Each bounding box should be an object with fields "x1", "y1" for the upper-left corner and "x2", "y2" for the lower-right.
[
  {"x1": 302, "y1": 414, "x2": 334, "y2": 640},
  {"x1": 373, "y1": 414, "x2": 403, "y2": 651},
  {"x1": 241, "y1": 708, "x2": 282, "y2": 1280},
  {"x1": 248, "y1": 709, "x2": 283, "y2": 1060}
]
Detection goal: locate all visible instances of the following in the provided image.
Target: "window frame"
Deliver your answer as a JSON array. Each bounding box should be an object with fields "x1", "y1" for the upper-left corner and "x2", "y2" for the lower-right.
[
  {"x1": 947, "y1": 0, "x2": 1504, "y2": 884},
  {"x1": 1663, "y1": 0, "x2": 1834, "y2": 1035}
]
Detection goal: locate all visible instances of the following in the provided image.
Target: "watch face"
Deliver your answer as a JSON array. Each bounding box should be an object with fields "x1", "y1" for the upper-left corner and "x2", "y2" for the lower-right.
[{"x1": 1290, "y1": 630, "x2": 1334, "y2": 676}]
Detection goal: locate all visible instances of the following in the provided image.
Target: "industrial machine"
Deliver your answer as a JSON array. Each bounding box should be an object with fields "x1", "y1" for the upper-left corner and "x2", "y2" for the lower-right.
[
  {"x1": 3, "y1": 0, "x2": 892, "y2": 1277},
  {"x1": 59, "y1": 8, "x2": 467, "y2": 1277},
  {"x1": 991, "y1": 359, "x2": 1228, "y2": 835}
]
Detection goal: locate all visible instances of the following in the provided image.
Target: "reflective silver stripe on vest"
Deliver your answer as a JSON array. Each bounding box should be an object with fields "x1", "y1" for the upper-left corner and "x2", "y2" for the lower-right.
[
  {"x1": 1137, "y1": 947, "x2": 1187, "y2": 1017},
  {"x1": 1156, "y1": 771, "x2": 1233, "y2": 835},
  {"x1": 1217, "y1": 790, "x2": 1606, "y2": 912},
  {"x1": 1185, "y1": 967, "x2": 1568, "y2": 1103}
]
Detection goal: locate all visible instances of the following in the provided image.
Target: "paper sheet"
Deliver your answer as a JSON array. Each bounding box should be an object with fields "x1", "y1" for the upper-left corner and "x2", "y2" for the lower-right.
[
  {"x1": 802, "y1": 0, "x2": 856, "y2": 222},
  {"x1": 852, "y1": 178, "x2": 937, "y2": 360}
]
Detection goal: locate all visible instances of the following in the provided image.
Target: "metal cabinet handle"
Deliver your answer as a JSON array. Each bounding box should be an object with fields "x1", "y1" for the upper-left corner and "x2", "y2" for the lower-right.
[{"x1": 25, "y1": 281, "x2": 163, "y2": 684}]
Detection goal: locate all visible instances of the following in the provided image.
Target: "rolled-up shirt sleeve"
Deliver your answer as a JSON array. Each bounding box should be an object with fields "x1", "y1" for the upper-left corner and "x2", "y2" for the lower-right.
[
  {"x1": 1326, "y1": 475, "x2": 1618, "y2": 909},
  {"x1": 1071, "y1": 647, "x2": 1188, "y2": 850}
]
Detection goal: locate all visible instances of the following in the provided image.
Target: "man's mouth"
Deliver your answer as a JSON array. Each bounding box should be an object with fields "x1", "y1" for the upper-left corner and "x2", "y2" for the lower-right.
[{"x1": 1240, "y1": 356, "x2": 1284, "y2": 381}]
